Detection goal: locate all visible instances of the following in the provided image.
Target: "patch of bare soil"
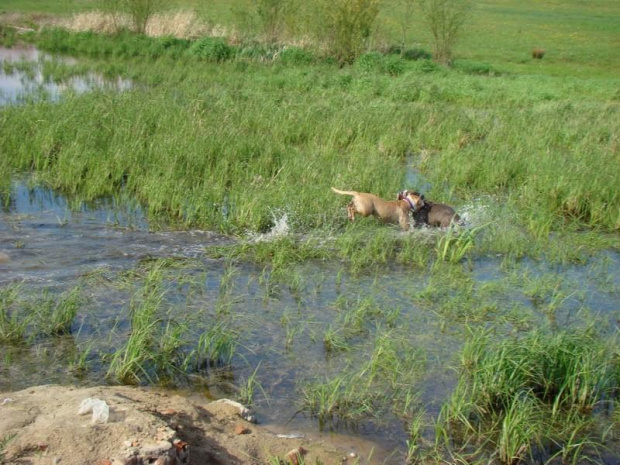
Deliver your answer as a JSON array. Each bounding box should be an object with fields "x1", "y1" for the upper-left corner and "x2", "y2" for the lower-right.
[{"x1": 0, "y1": 385, "x2": 371, "y2": 465}]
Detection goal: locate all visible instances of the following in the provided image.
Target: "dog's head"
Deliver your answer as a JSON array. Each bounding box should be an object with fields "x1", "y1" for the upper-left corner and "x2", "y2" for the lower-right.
[{"x1": 397, "y1": 190, "x2": 425, "y2": 211}]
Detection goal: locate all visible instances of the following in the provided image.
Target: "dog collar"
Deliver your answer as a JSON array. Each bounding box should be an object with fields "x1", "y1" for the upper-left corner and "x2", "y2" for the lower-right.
[{"x1": 404, "y1": 197, "x2": 416, "y2": 210}]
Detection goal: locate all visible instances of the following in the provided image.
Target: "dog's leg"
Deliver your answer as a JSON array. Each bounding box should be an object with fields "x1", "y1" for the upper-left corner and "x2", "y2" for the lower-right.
[
  {"x1": 347, "y1": 201, "x2": 356, "y2": 221},
  {"x1": 399, "y1": 214, "x2": 410, "y2": 231}
]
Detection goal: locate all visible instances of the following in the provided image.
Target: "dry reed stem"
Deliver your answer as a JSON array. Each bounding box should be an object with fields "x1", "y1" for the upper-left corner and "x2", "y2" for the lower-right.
[{"x1": 62, "y1": 10, "x2": 215, "y2": 39}]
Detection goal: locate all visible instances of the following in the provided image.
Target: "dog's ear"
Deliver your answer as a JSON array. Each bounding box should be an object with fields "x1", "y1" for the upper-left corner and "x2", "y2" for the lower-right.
[{"x1": 397, "y1": 191, "x2": 404, "y2": 201}]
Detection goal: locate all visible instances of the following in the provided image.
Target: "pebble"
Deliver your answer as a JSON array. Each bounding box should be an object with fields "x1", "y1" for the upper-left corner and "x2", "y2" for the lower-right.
[{"x1": 234, "y1": 424, "x2": 250, "y2": 435}]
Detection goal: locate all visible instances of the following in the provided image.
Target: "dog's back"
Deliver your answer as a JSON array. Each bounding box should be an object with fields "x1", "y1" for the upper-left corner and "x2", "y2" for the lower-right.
[{"x1": 412, "y1": 201, "x2": 461, "y2": 228}]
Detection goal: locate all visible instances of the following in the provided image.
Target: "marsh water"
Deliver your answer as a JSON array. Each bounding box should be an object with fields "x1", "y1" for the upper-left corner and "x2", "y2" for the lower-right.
[
  {"x1": 0, "y1": 45, "x2": 131, "y2": 105},
  {"x1": 2, "y1": 179, "x2": 620, "y2": 461},
  {"x1": 2, "y1": 46, "x2": 620, "y2": 462}
]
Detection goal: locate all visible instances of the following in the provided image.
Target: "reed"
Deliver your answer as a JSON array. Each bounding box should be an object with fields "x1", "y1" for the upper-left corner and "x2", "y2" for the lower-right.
[
  {"x1": 439, "y1": 326, "x2": 619, "y2": 462},
  {"x1": 0, "y1": 285, "x2": 28, "y2": 343},
  {"x1": 30, "y1": 286, "x2": 82, "y2": 336}
]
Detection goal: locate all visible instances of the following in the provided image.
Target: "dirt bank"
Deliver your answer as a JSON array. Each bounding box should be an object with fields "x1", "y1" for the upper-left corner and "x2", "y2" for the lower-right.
[{"x1": 0, "y1": 385, "x2": 374, "y2": 465}]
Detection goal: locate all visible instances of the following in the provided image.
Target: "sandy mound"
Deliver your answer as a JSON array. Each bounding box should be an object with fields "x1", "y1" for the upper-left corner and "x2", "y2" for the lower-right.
[{"x1": 0, "y1": 385, "x2": 358, "y2": 465}]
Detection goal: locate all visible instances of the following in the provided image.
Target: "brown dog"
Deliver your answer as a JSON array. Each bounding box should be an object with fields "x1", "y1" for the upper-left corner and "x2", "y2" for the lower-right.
[
  {"x1": 399, "y1": 191, "x2": 462, "y2": 228},
  {"x1": 332, "y1": 187, "x2": 423, "y2": 231}
]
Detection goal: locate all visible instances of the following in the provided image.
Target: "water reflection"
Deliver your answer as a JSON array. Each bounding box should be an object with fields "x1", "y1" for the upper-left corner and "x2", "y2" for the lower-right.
[{"x1": 0, "y1": 44, "x2": 131, "y2": 105}]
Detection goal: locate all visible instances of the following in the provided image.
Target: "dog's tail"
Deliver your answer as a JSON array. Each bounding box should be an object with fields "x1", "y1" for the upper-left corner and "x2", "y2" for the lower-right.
[{"x1": 331, "y1": 187, "x2": 358, "y2": 196}]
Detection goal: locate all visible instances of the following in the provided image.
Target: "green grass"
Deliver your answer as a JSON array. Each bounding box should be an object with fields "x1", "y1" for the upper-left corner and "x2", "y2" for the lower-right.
[
  {"x1": 0, "y1": 285, "x2": 28, "y2": 343},
  {"x1": 2, "y1": 0, "x2": 618, "y2": 77},
  {"x1": 1, "y1": 36, "x2": 618, "y2": 254},
  {"x1": 437, "y1": 326, "x2": 619, "y2": 462}
]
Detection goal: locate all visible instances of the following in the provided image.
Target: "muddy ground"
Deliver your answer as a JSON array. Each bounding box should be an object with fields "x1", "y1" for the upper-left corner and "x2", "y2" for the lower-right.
[{"x1": 0, "y1": 385, "x2": 378, "y2": 465}]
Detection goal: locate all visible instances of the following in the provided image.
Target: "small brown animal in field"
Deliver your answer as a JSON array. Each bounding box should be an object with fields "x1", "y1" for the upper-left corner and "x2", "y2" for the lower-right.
[
  {"x1": 331, "y1": 187, "x2": 424, "y2": 231},
  {"x1": 532, "y1": 48, "x2": 545, "y2": 59},
  {"x1": 400, "y1": 191, "x2": 462, "y2": 228}
]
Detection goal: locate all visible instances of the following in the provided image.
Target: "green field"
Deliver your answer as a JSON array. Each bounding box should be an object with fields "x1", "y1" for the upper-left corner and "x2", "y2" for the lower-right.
[{"x1": 2, "y1": 0, "x2": 619, "y2": 76}]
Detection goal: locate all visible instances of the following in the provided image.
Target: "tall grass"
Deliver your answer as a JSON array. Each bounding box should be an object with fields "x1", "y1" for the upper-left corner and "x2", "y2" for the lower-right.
[
  {"x1": 438, "y1": 326, "x2": 619, "y2": 462},
  {"x1": 0, "y1": 285, "x2": 28, "y2": 343},
  {"x1": 29, "y1": 286, "x2": 82, "y2": 336},
  {"x1": 2, "y1": 34, "x2": 617, "y2": 250}
]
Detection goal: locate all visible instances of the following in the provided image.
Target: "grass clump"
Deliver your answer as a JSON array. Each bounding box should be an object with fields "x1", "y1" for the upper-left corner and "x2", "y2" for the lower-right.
[
  {"x1": 438, "y1": 327, "x2": 619, "y2": 462},
  {"x1": 29, "y1": 287, "x2": 82, "y2": 336},
  {"x1": 107, "y1": 286, "x2": 187, "y2": 384},
  {"x1": 0, "y1": 285, "x2": 28, "y2": 343},
  {"x1": 188, "y1": 37, "x2": 234, "y2": 62}
]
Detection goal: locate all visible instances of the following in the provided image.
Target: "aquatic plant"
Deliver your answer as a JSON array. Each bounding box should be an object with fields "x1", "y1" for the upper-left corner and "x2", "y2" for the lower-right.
[
  {"x1": 439, "y1": 326, "x2": 619, "y2": 462},
  {"x1": 31, "y1": 286, "x2": 82, "y2": 336},
  {"x1": 434, "y1": 223, "x2": 485, "y2": 264},
  {"x1": 192, "y1": 321, "x2": 238, "y2": 367},
  {"x1": 0, "y1": 285, "x2": 28, "y2": 343}
]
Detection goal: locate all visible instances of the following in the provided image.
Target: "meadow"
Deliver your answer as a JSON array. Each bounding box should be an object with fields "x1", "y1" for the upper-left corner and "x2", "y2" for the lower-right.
[{"x1": 1, "y1": 0, "x2": 620, "y2": 462}]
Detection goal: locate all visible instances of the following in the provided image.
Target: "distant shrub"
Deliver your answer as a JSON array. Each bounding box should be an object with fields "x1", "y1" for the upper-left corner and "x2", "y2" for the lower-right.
[
  {"x1": 417, "y1": 59, "x2": 440, "y2": 73},
  {"x1": 279, "y1": 46, "x2": 314, "y2": 65},
  {"x1": 355, "y1": 52, "x2": 406, "y2": 75},
  {"x1": 402, "y1": 47, "x2": 432, "y2": 61},
  {"x1": 355, "y1": 51, "x2": 384, "y2": 71},
  {"x1": 309, "y1": 0, "x2": 381, "y2": 64},
  {"x1": 189, "y1": 37, "x2": 233, "y2": 62},
  {"x1": 383, "y1": 55, "x2": 405, "y2": 75},
  {"x1": 420, "y1": 0, "x2": 473, "y2": 65}
]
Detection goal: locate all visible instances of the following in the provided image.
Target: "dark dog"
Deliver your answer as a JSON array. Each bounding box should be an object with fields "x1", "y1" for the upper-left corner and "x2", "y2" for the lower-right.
[{"x1": 398, "y1": 191, "x2": 462, "y2": 228}]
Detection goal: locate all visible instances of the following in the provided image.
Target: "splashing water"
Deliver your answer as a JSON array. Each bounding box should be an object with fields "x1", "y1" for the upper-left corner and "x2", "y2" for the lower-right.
[{"x1": 250, "y1": 212, "x2": 290, "y2": 242}]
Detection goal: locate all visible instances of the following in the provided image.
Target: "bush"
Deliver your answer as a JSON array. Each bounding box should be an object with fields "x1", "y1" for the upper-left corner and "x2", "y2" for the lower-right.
[
  {"x1": 279, "y1": 46, "x2": 314, "y2": 65},
  {"x1": 402, "y1": 47, "x2": 432, "y2": 61},
  {"x1": 309, "y1": 0, "x2": 381, "y2": 64},
  {"x1": 420, "y1": 0, "x2": 473, "y2": 65},
  {"x1": 383, "y1": 55, "x2": 405, "y2": 75},
  {"x1": 417, "y1": 59, "x2": 441, "y2": 73},
  {"x1": 189, "y1": 37, "x2": 234, "y2": 62},
  {"x1": 355, "y1": 51, "x2": 384, "y2": 72},
  {"x1": 355, "y1": 52, "x2": 406, "y2": 76}
]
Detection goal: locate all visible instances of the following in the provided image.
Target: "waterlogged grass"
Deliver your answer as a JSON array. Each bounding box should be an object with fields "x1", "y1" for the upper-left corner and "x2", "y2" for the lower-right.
[
  {"x1": 1, "y1": 32, "x2": 619, "y2": 254},
  {"x1": 0, "y1": 285, "x2": 27, "y2": 343},
  {"x1": 437, "y1": 326, "x2": 620, "y2": 463}
]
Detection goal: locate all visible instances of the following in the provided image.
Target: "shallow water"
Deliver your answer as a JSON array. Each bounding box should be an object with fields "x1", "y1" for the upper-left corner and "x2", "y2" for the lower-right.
[
  {"x1": 0, "y1": 44, "x2": 131, "y2": 105},
  {"x1": 1, "y1": 180, "x2": 619, "y2": 462}
]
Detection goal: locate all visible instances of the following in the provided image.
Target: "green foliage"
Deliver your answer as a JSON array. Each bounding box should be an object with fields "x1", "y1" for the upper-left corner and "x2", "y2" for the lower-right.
[
  {"x1": 439, "y1": 327, "x2": 619, "y2": 462},
  {"x1": 452, "y1": 59, "x2": 496, "y2": 75},
  {"x1": 256, "y1": 0, "x2": 290, "y2": 43},
  {"x1": 278, "y1": 46, "x2": 314, "y2": 65},
  {"x1": 35, "y1": 27, "x2": 192, "y2": 60},
  {"x1": 310, "y1": 0, "x2": 381, "y2": 63},
  {"x1": 0, "y1": 285, "x2": 27, "y2": 343},
  {"x1": 402, "y1": 47, "x2": 432, "y2": 61},
  {"x1": 419, "y1": 0, "x2": 473, "y2": 65},
  {"x1": 435, "y1": 224, "x2": 485, "y2": 263},
  {"x1": 30, "y1": 287, "x2": 82, "y2": 336},
  {"x1": 188, "y1": 37, "x2": 234, "y2": 62}
]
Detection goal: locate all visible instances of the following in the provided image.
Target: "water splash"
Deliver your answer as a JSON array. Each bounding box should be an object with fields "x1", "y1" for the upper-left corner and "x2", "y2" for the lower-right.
[
  {"x1": 250, "y1": 212, "x2": 290, "y2": 242},
  {"x1": 458, "y1": 197, "x2": 495, "y2": 228}
]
